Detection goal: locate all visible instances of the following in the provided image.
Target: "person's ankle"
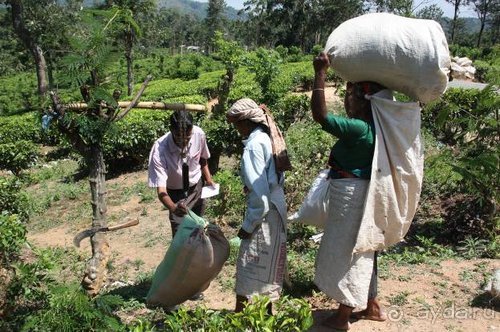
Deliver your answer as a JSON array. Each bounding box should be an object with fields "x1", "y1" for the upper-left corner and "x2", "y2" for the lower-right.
[{"x1": 189, "y1": 293, "x2": 204, "y2": 301}]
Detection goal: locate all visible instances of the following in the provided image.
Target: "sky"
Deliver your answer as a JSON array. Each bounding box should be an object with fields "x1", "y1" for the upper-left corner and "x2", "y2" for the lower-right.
[{"x1": 199, "y1": 0, "x2": 477, "y2": 18}]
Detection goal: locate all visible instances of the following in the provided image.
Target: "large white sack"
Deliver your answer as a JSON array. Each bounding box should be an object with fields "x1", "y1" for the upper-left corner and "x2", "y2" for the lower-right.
[
  {"x1": 325, "y1": 13, "x2": 451, "y2": 103},
  {"x1": 354, "y1": 90, "x2": 424, "y2": 253}
]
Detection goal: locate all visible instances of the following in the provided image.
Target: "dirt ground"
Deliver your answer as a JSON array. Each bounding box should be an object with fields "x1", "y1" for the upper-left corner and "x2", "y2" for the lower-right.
[
  {"x1": 27, "y1": 87, "x2": 499, "y2": 331},
  {"x1": 27, "y1": 166, "x2": 499, "y2": 332}
]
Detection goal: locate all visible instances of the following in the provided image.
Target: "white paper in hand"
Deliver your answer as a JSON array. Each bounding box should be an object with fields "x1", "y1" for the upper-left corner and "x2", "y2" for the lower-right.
[{"x1": 201, "y1": 183, "x2": 220, "y2": 199}]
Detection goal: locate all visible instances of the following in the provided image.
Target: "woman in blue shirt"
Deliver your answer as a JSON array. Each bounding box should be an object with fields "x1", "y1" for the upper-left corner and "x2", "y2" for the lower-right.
[{"x1": 226, "y1": 98, "x2": 291, "y2": 314}]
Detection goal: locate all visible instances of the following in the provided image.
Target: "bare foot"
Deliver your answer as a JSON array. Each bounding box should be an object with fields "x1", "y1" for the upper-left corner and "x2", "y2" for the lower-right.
[
  {"x1": 322, "y1": 314, "x2": 351, "y2": 330},
  {"x1": 351, "y1": 307, "x2": 387, "y2": 321}
]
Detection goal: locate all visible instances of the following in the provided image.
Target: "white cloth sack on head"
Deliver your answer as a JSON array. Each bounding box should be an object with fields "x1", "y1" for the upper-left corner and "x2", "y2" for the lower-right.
[
  {"x1": 325, "y1": 12, "x2": 450, "y2": 103},
  {"x1": 287, "y1": 169, "x2": 330, "y2": 229},
  {"x1": 354, "y1": 90, "x2": 424, "y2": 253}
]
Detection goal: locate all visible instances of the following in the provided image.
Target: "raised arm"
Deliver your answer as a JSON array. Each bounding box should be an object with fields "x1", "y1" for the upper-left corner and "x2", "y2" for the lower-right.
[{"x1": 311, "y1": 52, "x2": 330, "y2": 125}]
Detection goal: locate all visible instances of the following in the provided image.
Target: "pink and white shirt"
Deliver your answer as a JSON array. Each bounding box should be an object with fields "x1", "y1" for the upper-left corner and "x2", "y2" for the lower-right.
[{"x1": 148, "y1": 125, "x2": 210, "y2": 190}]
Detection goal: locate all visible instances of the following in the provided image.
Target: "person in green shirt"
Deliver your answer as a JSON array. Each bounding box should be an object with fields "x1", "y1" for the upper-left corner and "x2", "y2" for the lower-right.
[{"x1": 311, "y1": 51, "x2": 387, "y2": 330}]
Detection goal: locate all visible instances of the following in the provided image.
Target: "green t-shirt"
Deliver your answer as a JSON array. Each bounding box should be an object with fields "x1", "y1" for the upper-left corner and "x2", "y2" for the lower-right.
[{"x1": 321, "y1": 113, "x2": 375, "y2": 179}]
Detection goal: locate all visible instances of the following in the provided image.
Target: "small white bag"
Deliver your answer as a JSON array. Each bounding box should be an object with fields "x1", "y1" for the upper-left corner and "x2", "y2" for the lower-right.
[{"x1": 288, "y1": 169, "x2": 330, "y2": 228}]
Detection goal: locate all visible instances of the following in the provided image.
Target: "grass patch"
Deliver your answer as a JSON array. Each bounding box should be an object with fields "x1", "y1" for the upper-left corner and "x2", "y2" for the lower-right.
[{"x1": 388, "y1": 291, "x2": 411, "y2": 306}]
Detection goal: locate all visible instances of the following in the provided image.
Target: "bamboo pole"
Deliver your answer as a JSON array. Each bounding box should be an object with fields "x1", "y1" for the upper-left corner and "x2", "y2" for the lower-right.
[{"x1": 64, "y1": 101, "x2": 207, "y2": 112}]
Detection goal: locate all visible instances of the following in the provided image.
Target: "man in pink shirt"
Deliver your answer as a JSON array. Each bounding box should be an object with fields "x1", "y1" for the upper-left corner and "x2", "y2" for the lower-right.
[{"x1": 148, "y1": 110, "x2": 214, "y2": 238}]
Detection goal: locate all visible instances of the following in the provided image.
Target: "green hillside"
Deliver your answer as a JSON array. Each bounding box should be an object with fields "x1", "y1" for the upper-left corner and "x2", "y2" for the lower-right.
[{"x1": 80, "y1": 0, "x2": 242, "y2": 19}]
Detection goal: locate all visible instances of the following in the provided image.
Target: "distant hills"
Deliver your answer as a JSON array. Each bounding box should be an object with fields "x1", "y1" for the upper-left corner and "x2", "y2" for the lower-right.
[
  {"x1": 157, "y1": 0, "x2": 242, "y2": 20},
  {"x1": 82, "y1": 0, "x2": 242, "y2": 20},
  {"x1": 9, "y1": 1, "x2": 479, "y2": 32}
]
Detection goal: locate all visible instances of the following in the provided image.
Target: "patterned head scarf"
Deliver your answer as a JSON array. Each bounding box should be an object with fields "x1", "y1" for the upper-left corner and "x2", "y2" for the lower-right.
[{"x1": 226, "y1": 98, "x2": 292, "y2": 173}]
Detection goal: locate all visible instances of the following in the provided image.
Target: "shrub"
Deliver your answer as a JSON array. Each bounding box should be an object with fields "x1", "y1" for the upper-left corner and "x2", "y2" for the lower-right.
[
  {"x1": 281, "y1": 61, "x2": 314, "y2": 91},
  {"x1": 229, "y1": 69, "x2": 261, "y2": 102},
  {"x1": 206, "y1": 169, "x2": 245, "y2": 226},
  {"x1": 102, "y1": 109, "x2": 170, "y2": 169},
  {"x1": 311, "y1": 44, "x2": 323, "y2": 55},
  {"x1": 284, "y1": 119, "x2": 334, "y2": 211},
  {"x1": 0, "y1": 140, "x2": 39, "y2": 175},
  {"x1": 423, "y1": 87, "x2": 485, "y2": 145},
  {"x1": 275, "y1": 45, "x2": 289, "y2": 60},
  {"x1": 164, "y1": 54, "x2": 204, "y2": 80},
  {"x1": 449, "y1": 44, "x2": 482, "y2": 60},
  {"x1": 474, "y1": 60, "x2": 500, "y2": 85},
  {"x1": 139, "y1": 71, "x2": 220, "y2": 102},
  {"x1": 163, "y1": 295, "x2": 312, "y2": 331},
  {"x1": 0, "y1": 214, "x2": 27, "y2": 263},
  {"x1": 0, "y1": 73, "x2": 39, "y2": 115},
  {"x1": 0, "y1": 112, "x2": 41, "y2": 143},
  {"x1": 273, "y1": 94, "x2": 310, "y2": 131},
  {"x1": 420, "y1": 86, "x2": 499, "y2": 243},
  {"x1": 245, "y1": 48, "x2": 290, "y2": 106},
  {"x1": 19, "y1": 285, "x2": 124, "y2": 332},
  {"x1": 285, "y1": 244, "x2": 317, "y2": 297},
  {"x1": 0, "y1": 176, "x2": 30, "y2": 221},
  {"x1": 287, "y1": 46, "x2": 303, "y2": 63},
  {"x1": 0, "y1": 112, "x2": 61, "y2": 145}
]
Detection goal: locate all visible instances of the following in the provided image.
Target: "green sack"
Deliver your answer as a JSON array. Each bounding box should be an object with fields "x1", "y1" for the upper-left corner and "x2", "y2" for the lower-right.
[{"x1": 146, "y1": 210, "x2": 229, "y2": 309}]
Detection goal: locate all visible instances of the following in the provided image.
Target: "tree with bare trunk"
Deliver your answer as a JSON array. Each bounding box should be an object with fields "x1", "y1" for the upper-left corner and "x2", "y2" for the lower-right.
[
  {"x1": 446, "y1": 0, "x2": 470, "y2": 43},
  {"x1": 44, "y1": 13, "x2": 153, "y2": 295},
  {"x1": 48, "y1": 80, "x2": 152, "y2": 295},
  {"x1": 202, "y1": 32, "x2": 243, "y2": 174},
  {"x1": 470, "y1": 0, "x2": 499, "y2": 47},
  {"x1": 101, "y1": 0, "x2": 156, "y2": 96},
  {"x1": 4, "y1": 0, "x2": 48, "y2": 97},
  {"x1": 2, "y1": 0, "x2": 83, "y2": 99},
  {"x1": 204, "y1": 0, "x2": 226, "y2": 54}
]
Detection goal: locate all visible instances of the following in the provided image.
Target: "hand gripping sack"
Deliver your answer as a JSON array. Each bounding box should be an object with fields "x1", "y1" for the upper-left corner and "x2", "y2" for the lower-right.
[
  {"x1": 325, "y1": 13, "x2": 450, "y2": 103},
  {"x1": 146, "y1": 211, "x2": 229, "y2": 309},
  {"x1": 287, "y1": 169, "x2": 330, "y2": 228}
]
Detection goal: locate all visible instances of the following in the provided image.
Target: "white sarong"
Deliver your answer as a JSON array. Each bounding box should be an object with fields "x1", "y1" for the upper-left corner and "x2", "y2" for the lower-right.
[
  {"x1": 314, "y1": 178, "x2": 373, "y2": 309},
  {"x1": 235, "y1": 204, "x2": 287, "y2": 301}
]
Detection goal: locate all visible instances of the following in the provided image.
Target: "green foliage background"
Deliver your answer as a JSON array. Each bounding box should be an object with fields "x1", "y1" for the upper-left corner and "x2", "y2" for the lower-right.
[{"x1": 0, "y1": 1, "x2": 498, "y2": 329}]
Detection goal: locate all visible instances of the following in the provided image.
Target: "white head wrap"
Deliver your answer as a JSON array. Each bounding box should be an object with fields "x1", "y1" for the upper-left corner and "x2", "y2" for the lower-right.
[{"x1": 227, "y1": 98, "x2": 292, "y2": 173}]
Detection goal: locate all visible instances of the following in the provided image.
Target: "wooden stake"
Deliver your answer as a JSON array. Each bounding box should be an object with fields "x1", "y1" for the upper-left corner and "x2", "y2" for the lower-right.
[{"x1": 64, "y1": 101, "x2": 207, "y2": 112}]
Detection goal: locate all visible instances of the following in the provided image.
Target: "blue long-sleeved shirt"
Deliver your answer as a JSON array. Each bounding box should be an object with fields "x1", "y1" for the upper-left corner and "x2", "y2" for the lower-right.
[{"x1": 240, "y1": 127, "x2": 286, "y2": 233}]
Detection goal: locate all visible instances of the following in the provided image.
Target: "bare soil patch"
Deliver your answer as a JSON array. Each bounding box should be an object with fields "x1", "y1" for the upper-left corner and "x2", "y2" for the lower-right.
[{"x1": 28, "y1": 166, "x2": 500, "y2": 331}]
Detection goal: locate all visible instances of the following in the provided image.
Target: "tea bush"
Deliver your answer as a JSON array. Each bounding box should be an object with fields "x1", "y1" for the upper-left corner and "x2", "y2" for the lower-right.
[
  {"x1": 206, "y1": 169, "x2": 245, "y2": 226},
  {"x1": 284, "y1": 119, "x2": 334, "y2": 211},
  {"x1": 140, "y1": 71, "x2": 221, "y2": 101},
  {"x1": 102, "y1": 109, "x2": 170, "y2": 169},
  {"x1": 0, "y1": 140, "x2": 39, "y2": 175},
  {"x1": 229, "y1": 68, "x2": 261, "y2": 102},
  {"x1": 423, "y1": 87, "x2": 493, "y2": 145},
  {"x1": 285, "y1": 245, "x2": 318, "y2": 297},
  {"x1": 245, "y1": 48, "x2": 292, "y2": 106},
  {"x1": 273, "y1": 94, "x2": 310, "y2": 131},
  {"x1": 419, "y1": 86, "x2": 499, "y2": 246},
  {"x1": 163, "y1": 295, "x2": 313, "y2": 331},
  {"x1": 474, "y1": 59, "x2": 500, "y2": 85},
  {"x1": 0, "y1": 112, "x2": 41, "y2": 143},
  {"x1": 0, "y1": 176, "x2": 30, "y2": 220},
  {"x1": 0, "y1": 214, "x2": 27, "y2": 263},
  {"x1": 19, "y1": 285, "x2": 124, "y2": 332},
  {"x1": 0, "y1": 73, "x2": 39, "y2": 115},
  {"x1": 0, "y1": 112, "x2": 61, "y2": 145}
]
